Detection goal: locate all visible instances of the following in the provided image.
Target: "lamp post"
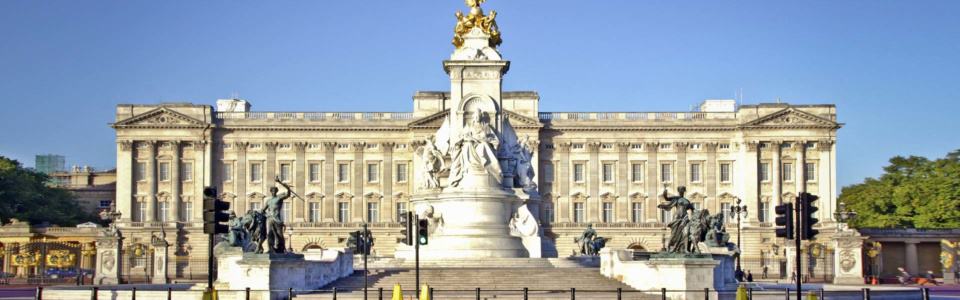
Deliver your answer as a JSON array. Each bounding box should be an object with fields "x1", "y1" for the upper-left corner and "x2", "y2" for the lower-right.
[
  {"x1": 286, "y1": 227, "x2": 295, "y2": 253},
  {"x1": 729, "y1": 197, "x2": 748, "y2": 273},
  {"x1": 833, "y1": 202, "x2": 857, "y2": 231}
]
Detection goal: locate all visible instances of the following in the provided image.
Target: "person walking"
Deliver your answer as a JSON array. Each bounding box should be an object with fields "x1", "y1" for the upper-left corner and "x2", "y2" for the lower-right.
[{"x1": 746, "y1": 270, "x2": 754, "y2": 282}]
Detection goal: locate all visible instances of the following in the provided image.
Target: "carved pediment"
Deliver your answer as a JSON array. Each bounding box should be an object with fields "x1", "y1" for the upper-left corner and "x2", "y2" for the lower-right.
[
  {"x1": 743, "y1": 108, "x2": 839, "y2": 129},
  {"x1": 113, "y1": 107, "x2": 208, "y2": 128},
  {"x1": 408, "y1": 109, "x2": 542, "y2": 129},
  {"x1": 408, "y1": 111, "x2": 449, "y2": 128},
  {"x1": 503, "y1": 110, "x2": 543, "y2": 128}
]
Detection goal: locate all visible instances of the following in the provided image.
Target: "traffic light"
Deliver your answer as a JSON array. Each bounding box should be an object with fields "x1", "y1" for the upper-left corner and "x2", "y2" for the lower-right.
[
  {"x1": 202, "y1": 186, "x2": 230, "y2": 234},
  {"x1": 799, "y1": 192, "x2": 820, "y2": 240},
  {"x1": 399, "y1": 211, "x2": 414, "y2": 246},
  {"x1": 774, "y1": 203, "x2": 794, "y2": 240},
  {"x1": 417, "y1": 219, "x2": 429, "y2": 245},
  {"x1": 361, "y1": 229, "x2": 374, "y2": 255},
  {"x1": 347, "y1": 230, "x2": 361, "y2": 253}
]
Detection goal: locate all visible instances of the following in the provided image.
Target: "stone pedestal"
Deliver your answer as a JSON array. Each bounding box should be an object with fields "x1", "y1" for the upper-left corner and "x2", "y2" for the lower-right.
[
  {"x1": 833, "y1": 230, "x2": 868, "y2": 284},
  {"x1": 151, "y1": 236, "x2": 169, "y2": 284},
  {"x1": 601, "y1": 249, "x2": 724, "y2": 300},
  {"x1": 94, "y1": 234, "x2": 123, "y2": 285},
  {"x1": 216, "y1": 246, "x2": 354, "y2": 300}
]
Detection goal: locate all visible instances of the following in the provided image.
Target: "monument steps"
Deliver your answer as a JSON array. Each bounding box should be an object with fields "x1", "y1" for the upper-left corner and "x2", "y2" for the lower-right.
[
  {"x1": 356, "y1": 257, "x2": 600, "y2": 269},
  {"x1": 299, "y1": 267, "x2": 635, "y2": 299}
]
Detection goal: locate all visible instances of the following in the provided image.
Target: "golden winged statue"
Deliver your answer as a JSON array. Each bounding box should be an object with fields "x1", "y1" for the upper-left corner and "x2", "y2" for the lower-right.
[{"x1": 453, "y1": 0, "x2": 502, "y2": 49}]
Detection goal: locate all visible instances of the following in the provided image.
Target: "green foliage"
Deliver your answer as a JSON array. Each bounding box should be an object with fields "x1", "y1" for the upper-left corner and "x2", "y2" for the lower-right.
[
  {"x1": 0, "y1": 156, "x2": 98, "y2": 226},
  {"x1": 841, "y1": 150, "x2": 960, "y2": 229}
]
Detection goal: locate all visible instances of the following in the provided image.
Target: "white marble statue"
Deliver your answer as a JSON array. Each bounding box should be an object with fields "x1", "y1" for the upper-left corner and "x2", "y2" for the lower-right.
[
  {"x1": 419, "y1": 136, "x2": 445, "y2": 190},
  {"x1": 509, "y1": 203, "x2": 539, "y2": 237},
  {"x1": 448, "y1": 109, "x2": 502, "y2": 187}
]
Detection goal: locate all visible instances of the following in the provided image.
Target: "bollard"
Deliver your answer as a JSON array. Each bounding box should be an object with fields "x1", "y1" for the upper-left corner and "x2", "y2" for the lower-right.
[
  {"x1": 662, "y1": 288, "x2": 667, "y2": 300},
  {"x1": 922, "y1": 288, "x2": 930, "y2": 300},
  {"x1": 379, "y1": 287, "x2": 383, "y2": 300},
  {"x1": 91, "y1": 286, "x2": 99, "y2": 300},
  {"x1": 862, "y1": 288, "x2": 871, "y2": 300},
  {"x1": 784, "y1": 288, "x2": 790, "y2": 300},
  {"x1": 617, "y1": 287, "x2": 622, "y2": 300},
  {"x1": 132, "y1": 287, "x2": 137, "y2": 300},
  {"x1": 475, "y1": 287, "x2": 480, "y2": 300},
  {"x1": 35, "y1": 286, "x2": 43, "y2": 300},
  {"x1": 288, "y1": 287, "x2": 293, "y2": 299},
  {"x1": 524, "y1": 287, "x2": 528, "y2": 300},
  {"x1": 168, "y1": 287, "x2": 173, "y2": 300},
  {"x1": 819, "y1": 289, "x2": 825, "y2": 300},
  {"x1": 333, "y1": 287, "x2": 337, "y2": 300},
  {"x1": 570, "y1": 287, "x2": 576, "y2": 300},
  {"x1": 748, "y1": 288, "x2": 753, "y2": 300},
  {"x1": 704, "y1": 287, "x2": 710, "y2": 300},
  {"x1": 429, "y1": 287, "x2": 434, "y2": 300},
  {"x1": 244, "y1": 287, "x2": 250, "y2": 300}
]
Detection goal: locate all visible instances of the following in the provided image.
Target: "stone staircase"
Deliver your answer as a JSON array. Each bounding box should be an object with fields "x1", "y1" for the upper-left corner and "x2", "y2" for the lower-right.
[
  {"x1": 296, "y1": 267, "x2": 638, "y2": 299},
  {"x1": 355, "y1": 257, "x2": 600, "y2": 270}
]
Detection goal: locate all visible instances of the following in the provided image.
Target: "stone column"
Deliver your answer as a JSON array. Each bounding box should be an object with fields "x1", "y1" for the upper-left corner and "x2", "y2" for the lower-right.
[
  {"x1": 170, "y1": 141, "x2": 181, "y2": 223},
  {"x1": 117, "y1": 141, "x2": 134, "y2": 222},
  {"x1": 323, "y1": 142, "x2": 337, "y2": 222},
  {"x1": 587, "y1": 142, "x2": 601, "y2": 222},
  {"x1": 235, "y1": 142, "x2": 249, "y2": 214},
  {"x1": 382, "y1": 142, "x2": 395, "y2": 223},
  {"x1": 352, "y1": 142, "x2": 366, "y2": 222},
  {"x1": 556, "y1": 142, "x2": 571, "y2": 222},
  {"x1": 796, "y1": 141, "x2": 807, "y2": 194},
  {"x1": 645, "y1": 142, "x2": 659, "y2": 221},
  {"x1": 675, "y1": 142, "x2": 688, "y2": 188},
  {"x1": 151, "y1": 235, "x2": 169, "y2": 284},
  {"x1": 94, "y1": 232, "x2": 123, "y2": 285},
  {"x1": 905, "y1": 240, "x2": 920, "y2": 274},
  {"x1": 705, "y1": 143, "x2": 718, "y2": 212},
  {"x1": 744, "y1": 141, "x2": 760, "y2": 223},
  {"x1": 265, "y1": 142, "x2": 278, "y2": 185},
  {"x1": 616, "y1": 143, "x2": 630, "y2": 222},
  {"x1": 294, "y1": 142, "x2": 308, "y2": 222},
  {"x1": 818, "y1": 139, "x2": 836, "y2": 222},
  {"x1": 145, "y1": 140, "x2": 158, "y2": 222},
  {"x1": 770, "y1": 140, "x2": 781, "y2": 223}
]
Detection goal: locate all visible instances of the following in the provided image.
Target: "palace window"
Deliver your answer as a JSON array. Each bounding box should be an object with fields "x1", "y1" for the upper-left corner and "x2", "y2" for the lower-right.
[
  {"x1": 544, "y1": 204, "x2": 554, "y2": 223},
  {"x1": 281, "y1": 200, "x2": 291, "y2": 222},
  {"x1": 309, "y1": 202, "x2": 321, "y2": 223},
  {"x1": 135, "y1": 162, "x2": 146, "y2": 181},
  {"x1": 159, "y1": 162, "x2": 170, "y2": 181},
  {"x1": 631, "y1": 163, "x2": 643, "y2": 182},
  {"x1": 367, "y1": 163, "x2": 379, "y2": 183},
  {"x1": 337, "y1": 143, "x2": 350, "y2": 150},
  {"x1": 367, "y1": 202, "x2": 379, "y2": 222},
  {"x1": 758, "y1": 202, "x2": 769, "y2": 223},
  {"x1": 602, "y1": 202, "x2": 614, "y2": 223},
  {"x1": 601, "y1": 143, "x2": 614, "y2": 150},
  {"x1": 543, "y1": 163, "x2": 554, "y2": 183},
  {"x1": 250, "y1": 163, "x2": 262, "y2": 182},
  {"x1": 279, "y1": 163, "x2": 291, "y2": 182},
  {"x1": 573, "y1": 203, "x2": 585, "y2": 223},
  {"x1": 689, "y1": 143, "x2": 702, "y2": 150},
  {"x1": 181, "y1": 202, "x2": 193, "y2": 222},
  {"x1": 719, "y1": 143, "x2": 731, "y2": 150},
  {"x1": 782, "y1": 163, "x2": 793, "y2": 181},
  {"x1": 571, "y1": 143, "x2": 584, "y2": 150},
  {"x1": 782, "y1": 142, "x2": 793, "y2": 149},
  {"x1": 602, "y1": 163, "x2": 614, "y2": 183},
  {"x1": 721, "y1": 203, "x2": 733, "y2": 223},
  {"x1": 573, "y1": 163, "x2": 585, "y2": 183},
  {"x1": 806, "y1": 142, "x2": 817, "y2": 149},
  {"x1": 630, "y1": 143, "x2": 643, "y2": 150},
  {"x1": 337, "y1": 163, "x2": 350, "y2": 183},
  {"x1": 396, "y1": 202, "x2": 407, "y2": 222},
  {"x1": 309, "y1": 163, "x2": 321, "y2": 182},
  {"x1": 659, "y1": 143, "x2": 672, "y2": 150},
  {"x1": 222, "y1": 162, "x2": 233, "y2": 182},
  {"x1": 631, "y1": 203, "x2": 643, "y2": 223},
  {"x1": 158, "y1": 202, "x2": 169, "y2": 222},
  {"x1": 660, "y1": 163, "x2": 672, "y2": 182},
  {"x1": 759, "y1": 162, "x2": 770, "y2": 182},
  {"x1": 805, "y1": 163, "x2": 816, "y2": 181},
  {"x1": 249, "y1": 202, "x2": 262, "y2": 212},
  {"x1": 690, "y1": 163, "x2": 701, "y2": 183},
  {"x1": 720, "y1": 163, "x2": 732, "y2": 183},
  {"x1": 338, "y1": 202, "x2": 350, "y2": 223},
  {"x1": 661, "y1": 207, "x2": 673, "y2": 223},
  {"x1": 396, "y1": 163, "x2": 408, "y2": 183},
  {"x1": 136, "y1": 201, "x2": 147, "y2": 222}
]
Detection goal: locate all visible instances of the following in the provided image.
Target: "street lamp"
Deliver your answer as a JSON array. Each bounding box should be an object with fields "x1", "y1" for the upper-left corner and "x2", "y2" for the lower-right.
[
  {"x1": 833, "y1": 202, "x2": 858, "y2": 231},
  {"x1": 729, "y1": 197, "x2": 748, "y2": 274}
]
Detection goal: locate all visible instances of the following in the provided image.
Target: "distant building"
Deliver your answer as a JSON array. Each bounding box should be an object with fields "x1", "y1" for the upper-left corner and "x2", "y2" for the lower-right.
[
  {"x1": 35, "y1": 154, "x2": 65, "y2": 175},
  {"x1": 49, "y1": 166, "x2": 117, "y2": 215}
]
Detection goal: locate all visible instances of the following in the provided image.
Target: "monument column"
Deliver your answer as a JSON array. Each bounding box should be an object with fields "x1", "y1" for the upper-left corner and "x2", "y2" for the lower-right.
[
  {"x1": 587, "y1": 142, "x2": 600, "y2": 222},
  {"x1": 294, "y1": 142, "x2": 308, "y2": 222},
  {"x1": 557, "y1": 142, "x2": 572, "y2": 223},
  {"x1": 905, "y1": 240, "x2": 920, "y2": 274},
  {"x1": 382, "y1": 142, "x2": 395, "y2": 223},
  {"x1": 770, "y1": 140, "x2": 781, "y2": 223},
  {"x1": 145, "y1": 140, "x2": 158, "y2": 222},
  {"x1": 352, "y1": 142, "x2": 366, "y2": 222},
  {"x1": 705, "y1": 143, "x2": 718, "y2": 212},
  {"x1": 616, "y1": 143, "x2": 630, "y2": 222},
  {"x1": 235, "y1": 142, "x2": 249, "y2": 214},
  {"x1": 116, "y1": 141, "x2": 134, "y2": 222},
  {"x1": 170, "y1": 140, "x2": 181, "y2": 223},
  {"x1": 322, "y1": 142, "x2": 337, "y2": 222},
  {"x1": 645, "y1": 142, "x2": 659, "y2": 221},
  {"x1": 675, "y1": 142, "x2": 688, "y2": 188}
]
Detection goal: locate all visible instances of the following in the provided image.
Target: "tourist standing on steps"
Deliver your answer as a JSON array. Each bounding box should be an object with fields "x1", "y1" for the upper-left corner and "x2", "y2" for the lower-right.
[{"x1": 746, "y1": 270, "x2": 753, "y2": 282}]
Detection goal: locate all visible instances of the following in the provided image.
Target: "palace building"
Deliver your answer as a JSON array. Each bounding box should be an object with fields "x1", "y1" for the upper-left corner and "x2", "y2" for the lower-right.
[{"x1": 107, "y1": 2, "x2": 843, "y2": 281}]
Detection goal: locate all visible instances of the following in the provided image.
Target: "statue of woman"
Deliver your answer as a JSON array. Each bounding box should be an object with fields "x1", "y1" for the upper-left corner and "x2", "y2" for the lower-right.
[
  {"x1": 448, "y1": 110, "x2": 501, "y2": 187},
  {"x1": 658, "y1": 186, "x2": 694, "y2": 253}
]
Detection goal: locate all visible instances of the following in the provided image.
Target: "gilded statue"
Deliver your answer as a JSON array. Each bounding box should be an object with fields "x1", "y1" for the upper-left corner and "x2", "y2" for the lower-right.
[{"x1": 453, "y1": 0, "x2": 501, "y2": 48}]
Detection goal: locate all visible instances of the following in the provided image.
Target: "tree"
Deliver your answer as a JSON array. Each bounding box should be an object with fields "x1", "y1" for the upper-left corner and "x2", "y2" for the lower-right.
[
  {"x1": 0, "y1": 156, "x2": 98, "y2": 226},
  {"x1": 841, "y1": 150, "x2": 960, "y2": 229}
]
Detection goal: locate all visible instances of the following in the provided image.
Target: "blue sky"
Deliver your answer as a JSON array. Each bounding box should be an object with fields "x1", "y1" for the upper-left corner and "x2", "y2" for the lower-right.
[{"x1": 0, "y1": 1, "x2": 957, "y2": 188}]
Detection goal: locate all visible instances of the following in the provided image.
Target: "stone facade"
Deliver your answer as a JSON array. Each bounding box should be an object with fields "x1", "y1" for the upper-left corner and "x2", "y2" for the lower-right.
[{"x1": 49, "y1": 167, "x2": 117, "y2": 215}]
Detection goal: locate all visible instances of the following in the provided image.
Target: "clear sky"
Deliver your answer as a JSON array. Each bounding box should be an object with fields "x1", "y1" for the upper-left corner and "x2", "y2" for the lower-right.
[{"x1": 1, "y1": 1, "x2": 958, "y2": 189}]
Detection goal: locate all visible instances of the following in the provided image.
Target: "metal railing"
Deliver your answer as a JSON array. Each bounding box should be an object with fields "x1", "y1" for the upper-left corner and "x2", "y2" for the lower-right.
[
  {"x1": 215, "y1": 112, "x2": 414, "y2": 121},
  {"x1": 539, "y1": 112, "x2": 737, "y2": 121}
]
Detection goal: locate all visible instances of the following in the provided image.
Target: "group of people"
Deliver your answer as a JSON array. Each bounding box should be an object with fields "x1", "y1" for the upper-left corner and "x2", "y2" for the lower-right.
[{"x1": 897, "y1": 267, "x2": 941, "y2": 286}]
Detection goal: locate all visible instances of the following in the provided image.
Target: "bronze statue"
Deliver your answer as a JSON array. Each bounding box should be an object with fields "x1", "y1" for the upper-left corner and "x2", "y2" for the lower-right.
[
  {"x1": 242, "y1": 210, "x2": 267, "y2": 253},
  {"x1": 264, "y1": 177, "x2": 292, "y2": 254},
  {"x1": 575, "y1": 224, "x2": 599, "y2": 255},
  {"x1": 227, "y1": 211, "x2": 247, "y2": 247},
  {"x1": 453, "y1": 0, "x2": 501, "y2": 48},
  {"x1": 659, "y1": 186, "x2": 695, "y2": 253}
]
